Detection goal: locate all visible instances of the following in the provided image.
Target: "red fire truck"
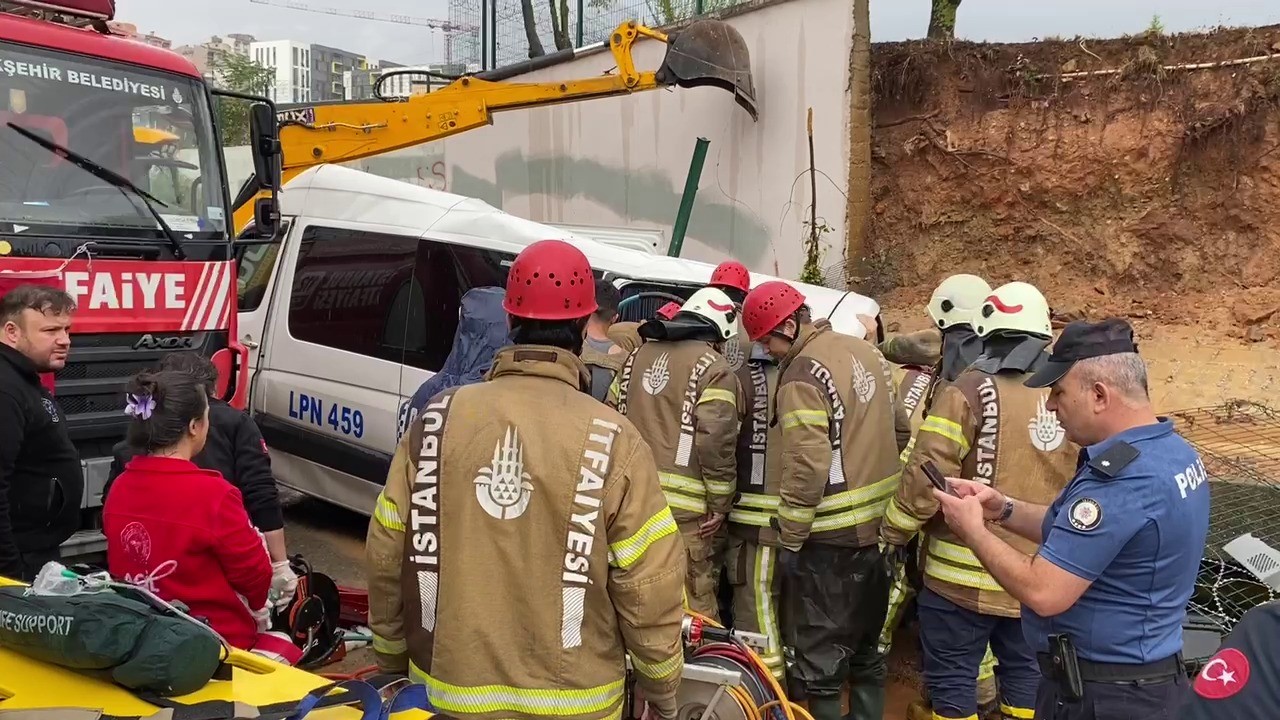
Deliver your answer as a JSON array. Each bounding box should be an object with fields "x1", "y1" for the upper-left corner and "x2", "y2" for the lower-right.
[{"x1": 0, "y1": 0, "x2": 281, "y2": 557}]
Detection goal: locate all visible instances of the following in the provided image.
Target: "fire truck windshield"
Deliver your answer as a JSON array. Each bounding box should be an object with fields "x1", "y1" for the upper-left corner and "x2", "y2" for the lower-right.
[{"x1": 0, "y1": 41, "x2": 227, "y2": 240}]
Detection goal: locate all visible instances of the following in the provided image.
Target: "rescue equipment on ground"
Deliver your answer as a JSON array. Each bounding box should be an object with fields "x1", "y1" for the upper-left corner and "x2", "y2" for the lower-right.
[
  {"x1": 0, "y1": 570, "x2": 222, "y2": 696},
  {"x1": 647, "y1": 610, "x2": 814, "y2": 720},
  {"x1": 270, "y1": 555, "x2": 346, "y2": 670}
]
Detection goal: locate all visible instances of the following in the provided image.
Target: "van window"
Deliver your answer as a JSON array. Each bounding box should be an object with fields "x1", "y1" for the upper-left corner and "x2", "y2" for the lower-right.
[
  {"x1": 288, "y1": 225, "x2": 419, "y2": 363},
  {"x1": 400, "y1": 239, "x2": 516, "y2": 373}
]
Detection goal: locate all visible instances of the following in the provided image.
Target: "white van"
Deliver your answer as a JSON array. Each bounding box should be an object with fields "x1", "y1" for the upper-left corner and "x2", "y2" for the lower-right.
[{"x1": 235, "y1": 165, "x2": 880, "y2": 515}]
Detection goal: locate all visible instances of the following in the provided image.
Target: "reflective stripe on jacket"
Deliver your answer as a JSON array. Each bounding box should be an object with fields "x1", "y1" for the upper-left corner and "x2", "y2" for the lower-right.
[
  {"x1": 729, "y1": 359, "x2": 783, "y2": 545},
  {"x1": 366, "y1": 346, "x2": 685, "y2": 719},
  {"x1": 773, "y1": 324, "x2": 908, "y2": 550},
  {"x1": 881, "y1": 367, "x2": 1077, "y2": 616},
  {"x1": 608, "y1": 339, "x2": 743, "y2": 522}
]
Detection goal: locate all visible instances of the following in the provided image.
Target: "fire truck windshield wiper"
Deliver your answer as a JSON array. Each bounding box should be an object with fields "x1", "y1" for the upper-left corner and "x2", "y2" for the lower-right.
[{"x1": 6, "y1": 122, "x2": 186, "y2": 260}]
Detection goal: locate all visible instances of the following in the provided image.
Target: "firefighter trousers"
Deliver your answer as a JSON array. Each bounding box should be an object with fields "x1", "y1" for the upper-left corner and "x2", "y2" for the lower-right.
[
  {"x1": 879, "y1": 537, "x2": 999, "y2": 711},
  {"x1": 726, "y1": 535, "x2": 785, "y2": 679},
  {"x1": 679, "y1": 521, "x2": 726, "y2": 622},
  {"x1": 782, "y1": 543, "x2": 890, "y2": 719},
  {"x1": 917, "y1": 587, "x2": 1038, "y2": 720}
]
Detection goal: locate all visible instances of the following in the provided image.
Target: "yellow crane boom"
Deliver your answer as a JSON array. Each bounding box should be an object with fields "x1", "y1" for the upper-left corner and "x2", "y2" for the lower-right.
[{"x1": 232, "y1": 19, "x2": 756, "y2": 232}]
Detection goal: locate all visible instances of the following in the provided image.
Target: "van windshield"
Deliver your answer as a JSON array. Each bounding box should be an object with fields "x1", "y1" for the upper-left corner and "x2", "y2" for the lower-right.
[{"x1": 0, "y1": 41, "x2": 227, "y2": 238}]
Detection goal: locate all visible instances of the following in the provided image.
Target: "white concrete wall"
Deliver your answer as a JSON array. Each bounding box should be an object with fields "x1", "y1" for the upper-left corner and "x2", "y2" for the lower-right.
[{"x1": 230, "y1": 0, "x2": 855, "y2": 278}]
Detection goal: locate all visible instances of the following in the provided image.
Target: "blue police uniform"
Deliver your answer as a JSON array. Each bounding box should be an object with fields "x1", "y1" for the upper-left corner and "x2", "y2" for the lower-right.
[{"x1": 1025, "y1": 418, "x2": 1210, "y2": 719}]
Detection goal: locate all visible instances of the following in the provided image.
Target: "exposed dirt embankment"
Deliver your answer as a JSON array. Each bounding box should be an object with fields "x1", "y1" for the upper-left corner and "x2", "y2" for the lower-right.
[{"x1": 866, "y1": 25, "x2": 1280, "y2": 342}]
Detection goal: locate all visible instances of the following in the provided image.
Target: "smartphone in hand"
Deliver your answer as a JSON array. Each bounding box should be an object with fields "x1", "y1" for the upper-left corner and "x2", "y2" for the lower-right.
[{"x1": 922, "y1": 461, "x2": 957, "y2": 497}]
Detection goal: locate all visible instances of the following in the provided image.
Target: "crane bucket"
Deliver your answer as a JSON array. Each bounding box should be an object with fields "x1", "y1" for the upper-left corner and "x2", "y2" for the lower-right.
[{"x1": 656, "y1": 19, "x2": 758, "y2": 120}]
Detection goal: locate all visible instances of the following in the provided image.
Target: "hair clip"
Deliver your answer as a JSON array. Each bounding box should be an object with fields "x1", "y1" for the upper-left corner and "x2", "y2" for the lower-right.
[{"x1": 124, "y1": 392, "x2": 155, "y2": 420}]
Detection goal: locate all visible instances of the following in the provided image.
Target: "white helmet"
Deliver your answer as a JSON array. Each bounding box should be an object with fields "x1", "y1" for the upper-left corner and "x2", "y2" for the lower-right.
[
  {"x1": 974, "y1": 281, "x2": 1052, "y2": 338},
  {"x1": 928, "y1": 274, "x2": 991, "y2": 330},
  {"x1": 680, "y1": 287, "x2": 740, "y2": 341}
]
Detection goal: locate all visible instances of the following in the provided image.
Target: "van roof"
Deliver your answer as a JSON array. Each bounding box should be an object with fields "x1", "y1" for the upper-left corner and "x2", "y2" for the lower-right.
[{"x1": 280, "y1": 164, "x2": 881, "y2": 336}]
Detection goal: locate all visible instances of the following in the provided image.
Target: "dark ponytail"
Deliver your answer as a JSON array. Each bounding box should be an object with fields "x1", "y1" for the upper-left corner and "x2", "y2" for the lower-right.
[{"x1": 124, "y1": 370, "x2": 209, "y2": 454}]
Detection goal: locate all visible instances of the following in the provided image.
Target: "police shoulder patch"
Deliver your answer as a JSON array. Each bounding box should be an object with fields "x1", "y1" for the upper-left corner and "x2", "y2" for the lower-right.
[{"x1": 1068, "y1": 498, "x2": 1103, "y2": 531}]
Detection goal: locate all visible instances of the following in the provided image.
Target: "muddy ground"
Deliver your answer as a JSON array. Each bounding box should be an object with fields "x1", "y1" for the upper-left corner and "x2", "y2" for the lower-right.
[{"x1": 862, "y1": 24, "x2": 1280, "y2": 348}]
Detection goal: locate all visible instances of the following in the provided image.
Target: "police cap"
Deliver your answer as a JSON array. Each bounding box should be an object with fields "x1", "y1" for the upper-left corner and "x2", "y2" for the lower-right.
[{"x1": 1024, "y1": 317, "x2": 1138, "y2": 389}]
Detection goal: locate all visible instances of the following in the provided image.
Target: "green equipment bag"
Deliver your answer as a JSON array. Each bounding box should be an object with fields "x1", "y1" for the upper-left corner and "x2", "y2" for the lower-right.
[{"x1": 0, "y1": 586, "x2": 223, "y2": 696}]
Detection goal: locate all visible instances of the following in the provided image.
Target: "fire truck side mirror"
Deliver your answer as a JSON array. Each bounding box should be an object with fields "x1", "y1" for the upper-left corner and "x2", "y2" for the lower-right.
[{"x1": 249, "y1": 103, "x2": 281, "y2": 192}]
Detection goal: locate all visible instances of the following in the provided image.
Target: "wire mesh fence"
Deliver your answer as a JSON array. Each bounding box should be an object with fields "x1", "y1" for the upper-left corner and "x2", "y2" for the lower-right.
[
  {"x1": 1173, "y1": 400, "x2": 1280, "y2": 632},
  {"x1": 446, "y1": 0, "x2": 750, "y2": 70}
]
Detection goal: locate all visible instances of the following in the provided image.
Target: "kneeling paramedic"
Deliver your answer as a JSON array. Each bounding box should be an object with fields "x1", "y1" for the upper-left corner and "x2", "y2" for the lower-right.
[
  {"x1": 934, "y1": 318, "x2": 1208, "y2": 720},
  {"x1": 881, "y1": 282, "x2": 1078, "y2": 720},
  {"x1": 742, "y1": 281, "x2": 908, "y2": 720},
  {"x1": 366, "y1": 240, "x2": 686, "y2": 720},
  {"x1": 609, "y1": 287, "x2": 743, "y2": 620}
]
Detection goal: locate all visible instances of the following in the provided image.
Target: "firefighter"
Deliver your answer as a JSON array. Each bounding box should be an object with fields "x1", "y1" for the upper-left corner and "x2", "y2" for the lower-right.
[
  {"x1": 581, "y1": 279, "x2": 625, "y2": 401},
  {"x1": 608, "y1": 287, "x2": 743, "y2": 621},
  {"x1": 875, "y1": 275, "x2": 1000, "y2": 719},
  {"x1": 607, "y1": 302, "x2": 681, "y2": 354},
  {"x1": 880, "y1": 281, "x2": 1077, "y2": 720},
  {"x1": 709, "y1": 260, "x2": 751, "y2": 304},
  {"x1": 741, "y1": 280, "x2": 907, "y2": 720},
  {"x1": 366, "y1": 240, "x2": 685, "y2": 720}
]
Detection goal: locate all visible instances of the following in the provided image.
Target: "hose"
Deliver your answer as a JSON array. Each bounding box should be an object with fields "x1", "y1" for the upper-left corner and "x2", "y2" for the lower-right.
[
  {"x1": 758, "y1": 700, "x2": 816, "y2": 720},
  {"x1": 686, "y1": 610, "x2": 795, "y2": 720}
]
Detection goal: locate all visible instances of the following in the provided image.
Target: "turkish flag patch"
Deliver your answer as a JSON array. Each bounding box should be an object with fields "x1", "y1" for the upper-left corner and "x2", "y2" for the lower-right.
[{"x1": 1193, "y1": 647, "x2": 1250, "y2": 700}]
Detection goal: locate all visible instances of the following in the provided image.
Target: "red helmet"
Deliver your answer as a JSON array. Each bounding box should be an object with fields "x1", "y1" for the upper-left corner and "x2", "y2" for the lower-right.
[
  {"x1": 710, "y1": 260, "x2": 751, "y2": 293},
  {"x1": 655, "y1": 301, "x2": 682, "y2": 320},
  {"x1": 742, "y1": 281, "x2": 805, "y2": 341},
  {"x1": 503, "y1": 240, "x2": 598, "y2": 320}
]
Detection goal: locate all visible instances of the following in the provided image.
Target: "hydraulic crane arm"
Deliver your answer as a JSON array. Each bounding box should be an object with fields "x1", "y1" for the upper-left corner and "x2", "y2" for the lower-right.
[{"x1": 233, "y1": 19, "x2": 756, "y2": 232}]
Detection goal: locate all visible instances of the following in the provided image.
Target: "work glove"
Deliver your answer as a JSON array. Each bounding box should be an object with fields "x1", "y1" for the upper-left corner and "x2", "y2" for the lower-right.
[{"x1": 269, "y1": 560, "x2": 300, "y2": 609}]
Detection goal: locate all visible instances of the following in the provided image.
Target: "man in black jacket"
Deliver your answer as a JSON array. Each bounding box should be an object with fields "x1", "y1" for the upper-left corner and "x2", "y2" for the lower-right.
[
  {"x1": 105, "y1": 353, "x2": 296, "y2": 607},
  {"x1": 0, "y1": 285, "x2": 83, "y2": 580}
]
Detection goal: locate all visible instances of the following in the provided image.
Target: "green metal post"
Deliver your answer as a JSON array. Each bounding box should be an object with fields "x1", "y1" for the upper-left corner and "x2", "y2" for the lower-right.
[
  {"x1": 490, "y1": 0, "x2": 498, "y2": 68},
  {"x1": 576, "y1": 0, "x2": 584, "y2": 46},
  {"x1": 668, "y1": 137, "x2": 710, "y2": 258}
]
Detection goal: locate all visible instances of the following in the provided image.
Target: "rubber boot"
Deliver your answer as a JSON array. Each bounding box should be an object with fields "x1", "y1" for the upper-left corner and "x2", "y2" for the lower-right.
[
  {"x1": 806, "y1": 695, "x2": 844, "y2": 720},
  {"x1": 844, "y1": 683, "x2": 886, "y2": 720}
]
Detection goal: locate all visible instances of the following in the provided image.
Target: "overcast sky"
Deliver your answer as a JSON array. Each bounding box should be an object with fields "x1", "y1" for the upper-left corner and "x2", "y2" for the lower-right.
[{"x1": 119, "y1": 0, "x2": 1280, "y2": 66}]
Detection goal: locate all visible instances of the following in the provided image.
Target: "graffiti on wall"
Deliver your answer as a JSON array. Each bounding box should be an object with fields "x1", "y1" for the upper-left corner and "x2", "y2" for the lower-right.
[
  {"x1": 451, "y1": 150, "x2": 774, "y2": 265},
  {"x1": 355, "y1": 153, "x2": 448, "y2": 192}
]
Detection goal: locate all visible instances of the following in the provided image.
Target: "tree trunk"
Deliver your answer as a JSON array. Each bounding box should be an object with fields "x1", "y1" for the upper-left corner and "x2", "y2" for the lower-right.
[
  {"x1": 521, "y1": 0, "x2": 545, "y2": 58},
  {"x1": 927, "y1": 0, "x2": 962, "y2": 40},
  {"x1": 558, "y1": 0, "x2": 573, "y2": 49},
  {"x1": 547, "y1": 0, "x2": 571, "y2": 50},
  {"x1": 843, "y1": 0, "x2": 871, "y2": 289}
]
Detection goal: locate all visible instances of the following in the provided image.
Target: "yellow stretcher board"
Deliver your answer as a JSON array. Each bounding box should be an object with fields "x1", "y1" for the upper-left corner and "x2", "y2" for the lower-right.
[{"x1": 0, "y1": 578, "x2": 431, "y2": 718}]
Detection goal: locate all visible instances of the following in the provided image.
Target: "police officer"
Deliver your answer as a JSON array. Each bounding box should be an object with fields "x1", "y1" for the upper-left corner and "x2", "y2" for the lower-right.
[
  {"x1": 366, "y1": 240, "x2": 686, "y2": 720},
  {"x1": 932, "y1": 317, "x2": 1209, "y2": 720},
  {"x1": 742, "y1": 280, "x2": 907, "y2": 720},
  {"x1": 608, "y1": 287, "x2": 743, "y2": 620},
  {"x1": 0, "y1": 285, "x2": 83, "y2": 581},
  {"x1": 881, "y1": 281, "x2": 1078, "y2": 720},
  {"x1": 581, "y1": 279, "x2": 626, "y2": 401}
]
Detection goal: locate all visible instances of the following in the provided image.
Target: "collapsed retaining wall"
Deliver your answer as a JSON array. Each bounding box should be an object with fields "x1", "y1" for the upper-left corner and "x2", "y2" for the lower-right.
[{"x1": 865, "y1": 25, "x2": 1280, "y2": 340}]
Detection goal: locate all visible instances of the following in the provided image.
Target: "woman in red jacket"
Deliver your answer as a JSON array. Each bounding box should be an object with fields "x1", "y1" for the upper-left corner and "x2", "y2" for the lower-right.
[{"x1": 104, "y1": 369, "x2": 280, "y2": 655}]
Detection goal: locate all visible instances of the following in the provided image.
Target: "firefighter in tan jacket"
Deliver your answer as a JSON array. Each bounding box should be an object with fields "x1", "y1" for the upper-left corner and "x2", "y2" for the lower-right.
[
  {"x1": 608, "y1": 286, "x2": 743, "y2": 620},
  {"x1": 366, "y1": 240, "x2": 686, "y2": 720},
  {"x1": 741, "y1": 280, "x2": 909, "y2": 720},
  {"x1": 880, "y1": 281, "x2": 1077, "y2": 720}
]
